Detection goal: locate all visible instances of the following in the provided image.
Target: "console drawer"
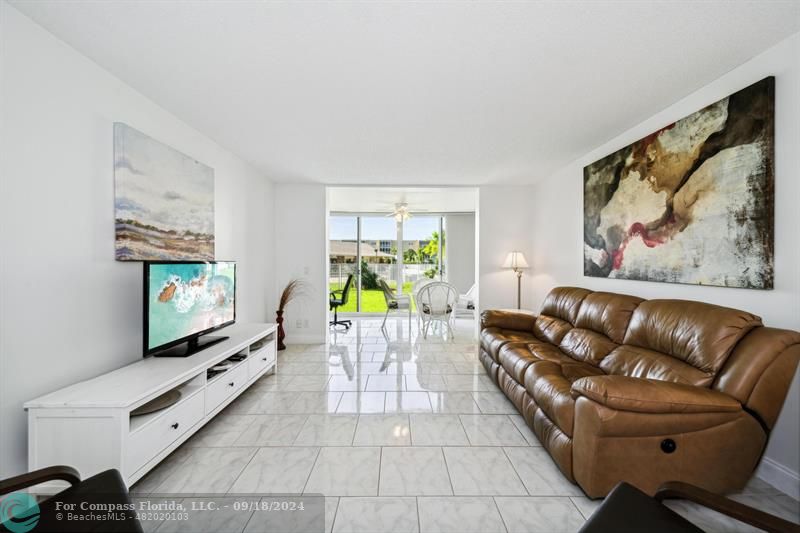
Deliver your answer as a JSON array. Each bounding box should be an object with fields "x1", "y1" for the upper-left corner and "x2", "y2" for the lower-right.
[
  {"x1": 249, "y1": 342, "x2": 276, "y2": 378},
  {"x1": 206, "y1": 363, "x2": 248, "y2": 414},
  {"x1": 127, "y1": 391, "x2": 204, "y2": 474}
]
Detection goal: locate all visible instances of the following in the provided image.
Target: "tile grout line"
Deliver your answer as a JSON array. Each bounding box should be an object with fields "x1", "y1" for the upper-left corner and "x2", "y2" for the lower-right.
[
  {"x1": 500, "y1": 446, "x2": 532, "y2": 496},
  {"x1": 568, "y1": 496, "x2": 591, "y2": 522},
  {"x1": 505, "y1": 413, "x2": 532, "y2": 445},
  {"x1": 377, "y1": 446, "x2": 384, "y2": 496},
  {"x1": 491, "y1": 496, "x2": 511, "y2": 533},
  {"x1": 300, "y1": 446, "x2": 323, "y2": 495},
  {"x1": 440, "y1": 446, "x2": 457, "y2": 497},
  {"x1": 329, "y1": 497, "x2": 341, "y2": 533},
  {"x1": 223, "y1": 446, "x2": 259, "y2": 496}
]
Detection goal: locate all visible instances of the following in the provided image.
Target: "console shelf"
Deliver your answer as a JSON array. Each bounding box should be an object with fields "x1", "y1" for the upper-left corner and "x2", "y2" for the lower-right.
[{"x1": 24, "y1": 322, "x2": 277, "y2": 489}]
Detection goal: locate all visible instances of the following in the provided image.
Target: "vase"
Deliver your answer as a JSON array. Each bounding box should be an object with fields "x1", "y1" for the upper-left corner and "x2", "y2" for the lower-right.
[{"x1": 276, "y1": 310, "x2": 286, "y2": 351}]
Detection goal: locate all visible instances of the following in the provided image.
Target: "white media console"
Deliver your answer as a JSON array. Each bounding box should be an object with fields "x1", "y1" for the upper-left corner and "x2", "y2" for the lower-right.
[{"x1": 24, "y1": 323, "x2": 277, "y2": 489}]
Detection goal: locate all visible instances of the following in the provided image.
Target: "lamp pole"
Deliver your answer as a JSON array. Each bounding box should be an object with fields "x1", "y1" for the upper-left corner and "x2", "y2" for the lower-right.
[{"x1": 503, "y1": 251, "x2": 529, "y2": 310}]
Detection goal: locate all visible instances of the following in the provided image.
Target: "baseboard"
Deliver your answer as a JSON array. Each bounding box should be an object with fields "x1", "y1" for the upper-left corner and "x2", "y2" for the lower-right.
[
  {"x1": 755, "y1": 456, "x2": 800, "y2": 500},
  {"x1": 284, "y1": 334, "x2": 326, "y2": 345}
]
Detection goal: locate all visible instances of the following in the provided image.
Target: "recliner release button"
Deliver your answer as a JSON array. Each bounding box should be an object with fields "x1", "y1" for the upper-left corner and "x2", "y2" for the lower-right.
[{"x1": 661, "y1": 439, "x2": 677, "y2": 454}]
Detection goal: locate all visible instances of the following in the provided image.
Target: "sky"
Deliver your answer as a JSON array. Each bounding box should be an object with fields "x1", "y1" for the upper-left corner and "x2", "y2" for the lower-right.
[
  {"x1": 330, "y1": 216, "x2": 439, "y2": 240},
  {"x1": 114, "y1": 123, "x2": 214, "y2": 234}
]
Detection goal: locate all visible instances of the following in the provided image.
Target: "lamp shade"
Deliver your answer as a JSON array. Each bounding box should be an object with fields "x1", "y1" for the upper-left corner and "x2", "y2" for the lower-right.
[{"x1": 502, "y1": 251, "x2": 529, "y2": 270}]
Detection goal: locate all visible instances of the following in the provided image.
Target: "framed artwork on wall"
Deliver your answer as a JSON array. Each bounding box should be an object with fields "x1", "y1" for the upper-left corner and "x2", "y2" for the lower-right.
[
  {"x1": 583, "y1": 77, "x2": 774, "y2": 289},
  {"x1": 114, "y1": 123, "x2": 215, "y2": 261}
]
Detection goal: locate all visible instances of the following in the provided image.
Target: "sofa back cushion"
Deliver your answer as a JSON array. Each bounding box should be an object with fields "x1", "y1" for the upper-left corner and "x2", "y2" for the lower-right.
[
  {"x1": 621, "y1": 300, "x2": 762, "y2": 380},
  {"x1": 559, "y1": 292, "x2": 643, "y2": 366},
  {"x1": 533, "y1": 287, "x2": 592, "y2": 345},
  {"x1": 600, "y1": 345, "x2": 715, "y2": 386}
]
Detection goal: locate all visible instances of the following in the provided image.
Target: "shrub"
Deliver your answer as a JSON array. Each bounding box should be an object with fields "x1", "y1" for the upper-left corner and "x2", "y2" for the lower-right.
[{"x1": 360, "y1": 261, "x2": 381, "y2": 290}]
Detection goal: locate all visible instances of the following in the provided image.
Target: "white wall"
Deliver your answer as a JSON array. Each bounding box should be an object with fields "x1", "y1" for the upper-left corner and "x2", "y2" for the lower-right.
[
  {"x1": 527, "y1": 33, "x2": 800, "y2": 497},
  {"x1": 478, "y1": 186, "x2": 536, "y2": 312},
  {"x1": 274, "y1": 184, "x2": 327, "y2": 344},
  {"x1": 444, "y1": 214, "x2": 476, "y2": 294},
  {"x1": 0, "y1": 4, "x2": 274, "y2": 477}
]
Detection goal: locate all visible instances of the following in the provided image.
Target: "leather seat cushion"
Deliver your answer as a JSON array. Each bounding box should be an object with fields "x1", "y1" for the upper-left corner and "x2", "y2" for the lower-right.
[
  {"x1": 480, "y1": 327, "x2": 538, "y2": 361},
  {"x1": 499, "y1": 344, "x2": 539, "y2": 383},
  {"x1": 528, "y1": 342, "x2": 575, "y2": 364},
  {"x1": 524, "y1": 360, "x2": 604, "y2": 436}
]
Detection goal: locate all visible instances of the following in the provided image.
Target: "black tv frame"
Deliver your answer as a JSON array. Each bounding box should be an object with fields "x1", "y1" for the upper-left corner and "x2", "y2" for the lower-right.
[{"x1": 143, "y1": 260, "x2": 236, "y2": 357}]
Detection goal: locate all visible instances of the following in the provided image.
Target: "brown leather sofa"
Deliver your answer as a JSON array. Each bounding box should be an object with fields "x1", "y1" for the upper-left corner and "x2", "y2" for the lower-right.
[{"x1": 480, "y1": 287, "x2": 800, "y2": 498}]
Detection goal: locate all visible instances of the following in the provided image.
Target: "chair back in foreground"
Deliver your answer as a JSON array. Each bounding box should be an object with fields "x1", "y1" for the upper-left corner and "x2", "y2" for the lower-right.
[{"x1": 416, "y1": 281, "x2": 459, "y2": 339}]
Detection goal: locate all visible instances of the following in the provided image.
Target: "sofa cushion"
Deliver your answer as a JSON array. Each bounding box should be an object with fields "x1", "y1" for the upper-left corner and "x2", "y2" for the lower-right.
[
  {"x1": 574, "y1": 292, "x2": 644, "y2": 343},
  {"x1": 559, "y1": 328, "x2": 619, "y2": 366},
  {"x1": 480, "y1": 327, "x2": 538, "y2": 362},
  {"x1": 539, "y1": 286, "x2": 593, "y2": 324},
  {"x1": 623, "y1": 300, "x2": 762, "y2": 377},
  {"x1": 499, "y1": 343, "x2": 539, "y2": 383},
  {"x1": 524, "y1": 360, "x2": 604, "y2": 436},
  {"x1": 532, "y1": 287, "x2": 592, "y2": 344},
  {"x1": 600, "y1": 345, "x2": 712, "y2": 386},
  {"x1": 528, "y1": 342, "x2": 574, "y2": 364}
]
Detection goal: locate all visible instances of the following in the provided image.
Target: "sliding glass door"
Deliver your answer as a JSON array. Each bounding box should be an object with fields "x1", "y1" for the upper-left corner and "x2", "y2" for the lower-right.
[
  {"x1": 330, "y1": 214, "x2": 446, "y2": 313},
  {"x1": 329, "y1": 216, "x2": 358, "y2": 312}
]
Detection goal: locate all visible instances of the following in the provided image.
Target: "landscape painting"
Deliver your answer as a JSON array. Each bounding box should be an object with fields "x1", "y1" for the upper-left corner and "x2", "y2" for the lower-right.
[
  {"x1": 114, "y1": 123, "x2": 215, "y2": 261},
  {"x1": 583, "y1": 77, "x2": 774, "y2": 289}
]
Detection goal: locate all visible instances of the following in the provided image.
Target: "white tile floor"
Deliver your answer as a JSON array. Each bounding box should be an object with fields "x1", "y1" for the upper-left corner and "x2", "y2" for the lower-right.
[{"x1": 132, "y1": 316, "x2": 800, "y2": 533}]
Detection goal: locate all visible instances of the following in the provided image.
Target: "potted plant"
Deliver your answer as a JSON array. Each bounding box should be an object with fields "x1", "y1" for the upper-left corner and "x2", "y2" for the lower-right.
[{"x1": 276, "y1": 279, "x2": 303, "y2": 350}]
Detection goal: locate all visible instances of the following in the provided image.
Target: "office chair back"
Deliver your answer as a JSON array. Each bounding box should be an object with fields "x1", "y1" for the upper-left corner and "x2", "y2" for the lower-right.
[{"x1": 339, "y1": 273, "x2": 354, "y2": 305}]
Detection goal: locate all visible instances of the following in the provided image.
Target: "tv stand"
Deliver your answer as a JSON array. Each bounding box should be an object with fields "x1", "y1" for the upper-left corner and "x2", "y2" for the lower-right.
[
  {"x1": 24, "y1": 323, "x2": 277, "y2": 491},
  {"x1": 152, "y1": 335, "x2": 229, "y2": 357}
]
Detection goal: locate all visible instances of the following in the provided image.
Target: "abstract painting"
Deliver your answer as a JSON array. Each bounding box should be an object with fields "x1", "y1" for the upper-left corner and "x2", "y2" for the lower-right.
[
  {"x1": 583, "y1": 77, "x2": 774, "y2": 289},
  {"x1": 114, "y1": 123, "x2": 215, "y2": 261}
]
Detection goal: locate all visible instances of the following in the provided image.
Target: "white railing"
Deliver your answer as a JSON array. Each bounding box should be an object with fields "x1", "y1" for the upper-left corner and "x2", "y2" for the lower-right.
[{"x1": 329, "y1": 262, "x2": 443, "y2": 287}]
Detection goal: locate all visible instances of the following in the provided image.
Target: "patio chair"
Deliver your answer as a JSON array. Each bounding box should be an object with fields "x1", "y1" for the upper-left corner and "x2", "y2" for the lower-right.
[
  {"x1": 411, "y1": 277, "x2": 434, "y2": 327},
  {"x1": 455, "y1": 283, "x2": 477, "y2": 317},
  {"x1": 329, "y1": 273, "x2": 354, "y2": 330},
  {"x1": 378, "y1": 278, "x2": 411, "y2": 328},
  {"x1": 416, "y1": 281, "x2": 459, "y2": 340}
]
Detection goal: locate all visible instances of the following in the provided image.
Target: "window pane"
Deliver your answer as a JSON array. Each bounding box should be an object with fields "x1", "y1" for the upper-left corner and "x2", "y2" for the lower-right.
[
  {"x1": 360, "y1": 216, "x2": 394, "y2": 312},
  {"x1": 329, "y1": 216, "x2": 358, "y2": 312},
  {"x1": 402, "y1": 216, "x2": 441, "y2": 288}
]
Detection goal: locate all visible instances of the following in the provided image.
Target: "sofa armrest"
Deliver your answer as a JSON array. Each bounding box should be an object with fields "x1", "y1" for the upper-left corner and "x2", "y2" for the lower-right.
[
  {"x1": 480, "y1": 309, "x2": 537, "y2": 332},
  {"x1": 571, "y1": 376, "x2": 741, "y2": 414}
]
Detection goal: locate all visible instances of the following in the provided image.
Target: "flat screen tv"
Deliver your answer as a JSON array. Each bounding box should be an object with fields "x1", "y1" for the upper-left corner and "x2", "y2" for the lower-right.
[{"x1": 143, "y1": 261, "x2": 236, "y2": 357}]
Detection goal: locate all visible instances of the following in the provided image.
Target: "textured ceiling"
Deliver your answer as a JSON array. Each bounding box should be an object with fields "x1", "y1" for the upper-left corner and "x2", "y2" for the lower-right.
[{"x1": 11, "y1": 1, "x2": 800, "y2": 184}]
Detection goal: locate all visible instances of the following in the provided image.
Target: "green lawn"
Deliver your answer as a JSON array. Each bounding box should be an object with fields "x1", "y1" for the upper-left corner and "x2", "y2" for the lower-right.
[{"x1": 330, "y1": 280, "x2": 414, "y2": 313}]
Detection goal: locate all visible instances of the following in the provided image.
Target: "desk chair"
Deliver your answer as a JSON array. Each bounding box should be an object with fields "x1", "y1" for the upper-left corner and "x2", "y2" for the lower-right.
[{"x1": 329, "y1": 273, "x2": 354, "y2": 330}]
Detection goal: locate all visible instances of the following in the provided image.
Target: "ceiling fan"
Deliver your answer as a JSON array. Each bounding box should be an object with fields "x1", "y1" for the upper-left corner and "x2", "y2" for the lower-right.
[{"x1": 386, "y1": 203, "x2": 412, "y2": 222}]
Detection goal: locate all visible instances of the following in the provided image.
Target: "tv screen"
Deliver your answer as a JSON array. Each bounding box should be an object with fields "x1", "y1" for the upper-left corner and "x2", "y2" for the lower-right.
[{"x1": 144, "y1": 261, "x2": 236, "y2": 355}]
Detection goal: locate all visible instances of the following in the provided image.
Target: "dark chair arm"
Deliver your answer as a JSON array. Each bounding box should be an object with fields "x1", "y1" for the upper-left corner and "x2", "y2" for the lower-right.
[
  {"x1": 0, "y1": 465, "x2": 81, "y2": 496},
  {"x1": 655, "y1": 481, "x2": 800, "y2": 533}
]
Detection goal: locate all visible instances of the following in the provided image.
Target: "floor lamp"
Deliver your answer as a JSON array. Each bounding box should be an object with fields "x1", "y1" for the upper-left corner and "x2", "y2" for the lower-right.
[{"x1": 503, "y1": 251, "x2": 529, "y2": 309}]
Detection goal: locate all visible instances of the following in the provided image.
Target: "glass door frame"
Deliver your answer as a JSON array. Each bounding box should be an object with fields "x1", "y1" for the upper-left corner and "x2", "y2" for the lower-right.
[{"x1": 331, "y1": 212, "x2": 458, "y2": 314}]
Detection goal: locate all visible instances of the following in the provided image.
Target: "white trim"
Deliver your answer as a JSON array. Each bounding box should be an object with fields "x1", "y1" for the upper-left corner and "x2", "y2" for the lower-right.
[{"x1": 755, "y1": 456, "x2": 800, "y2": 500}]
